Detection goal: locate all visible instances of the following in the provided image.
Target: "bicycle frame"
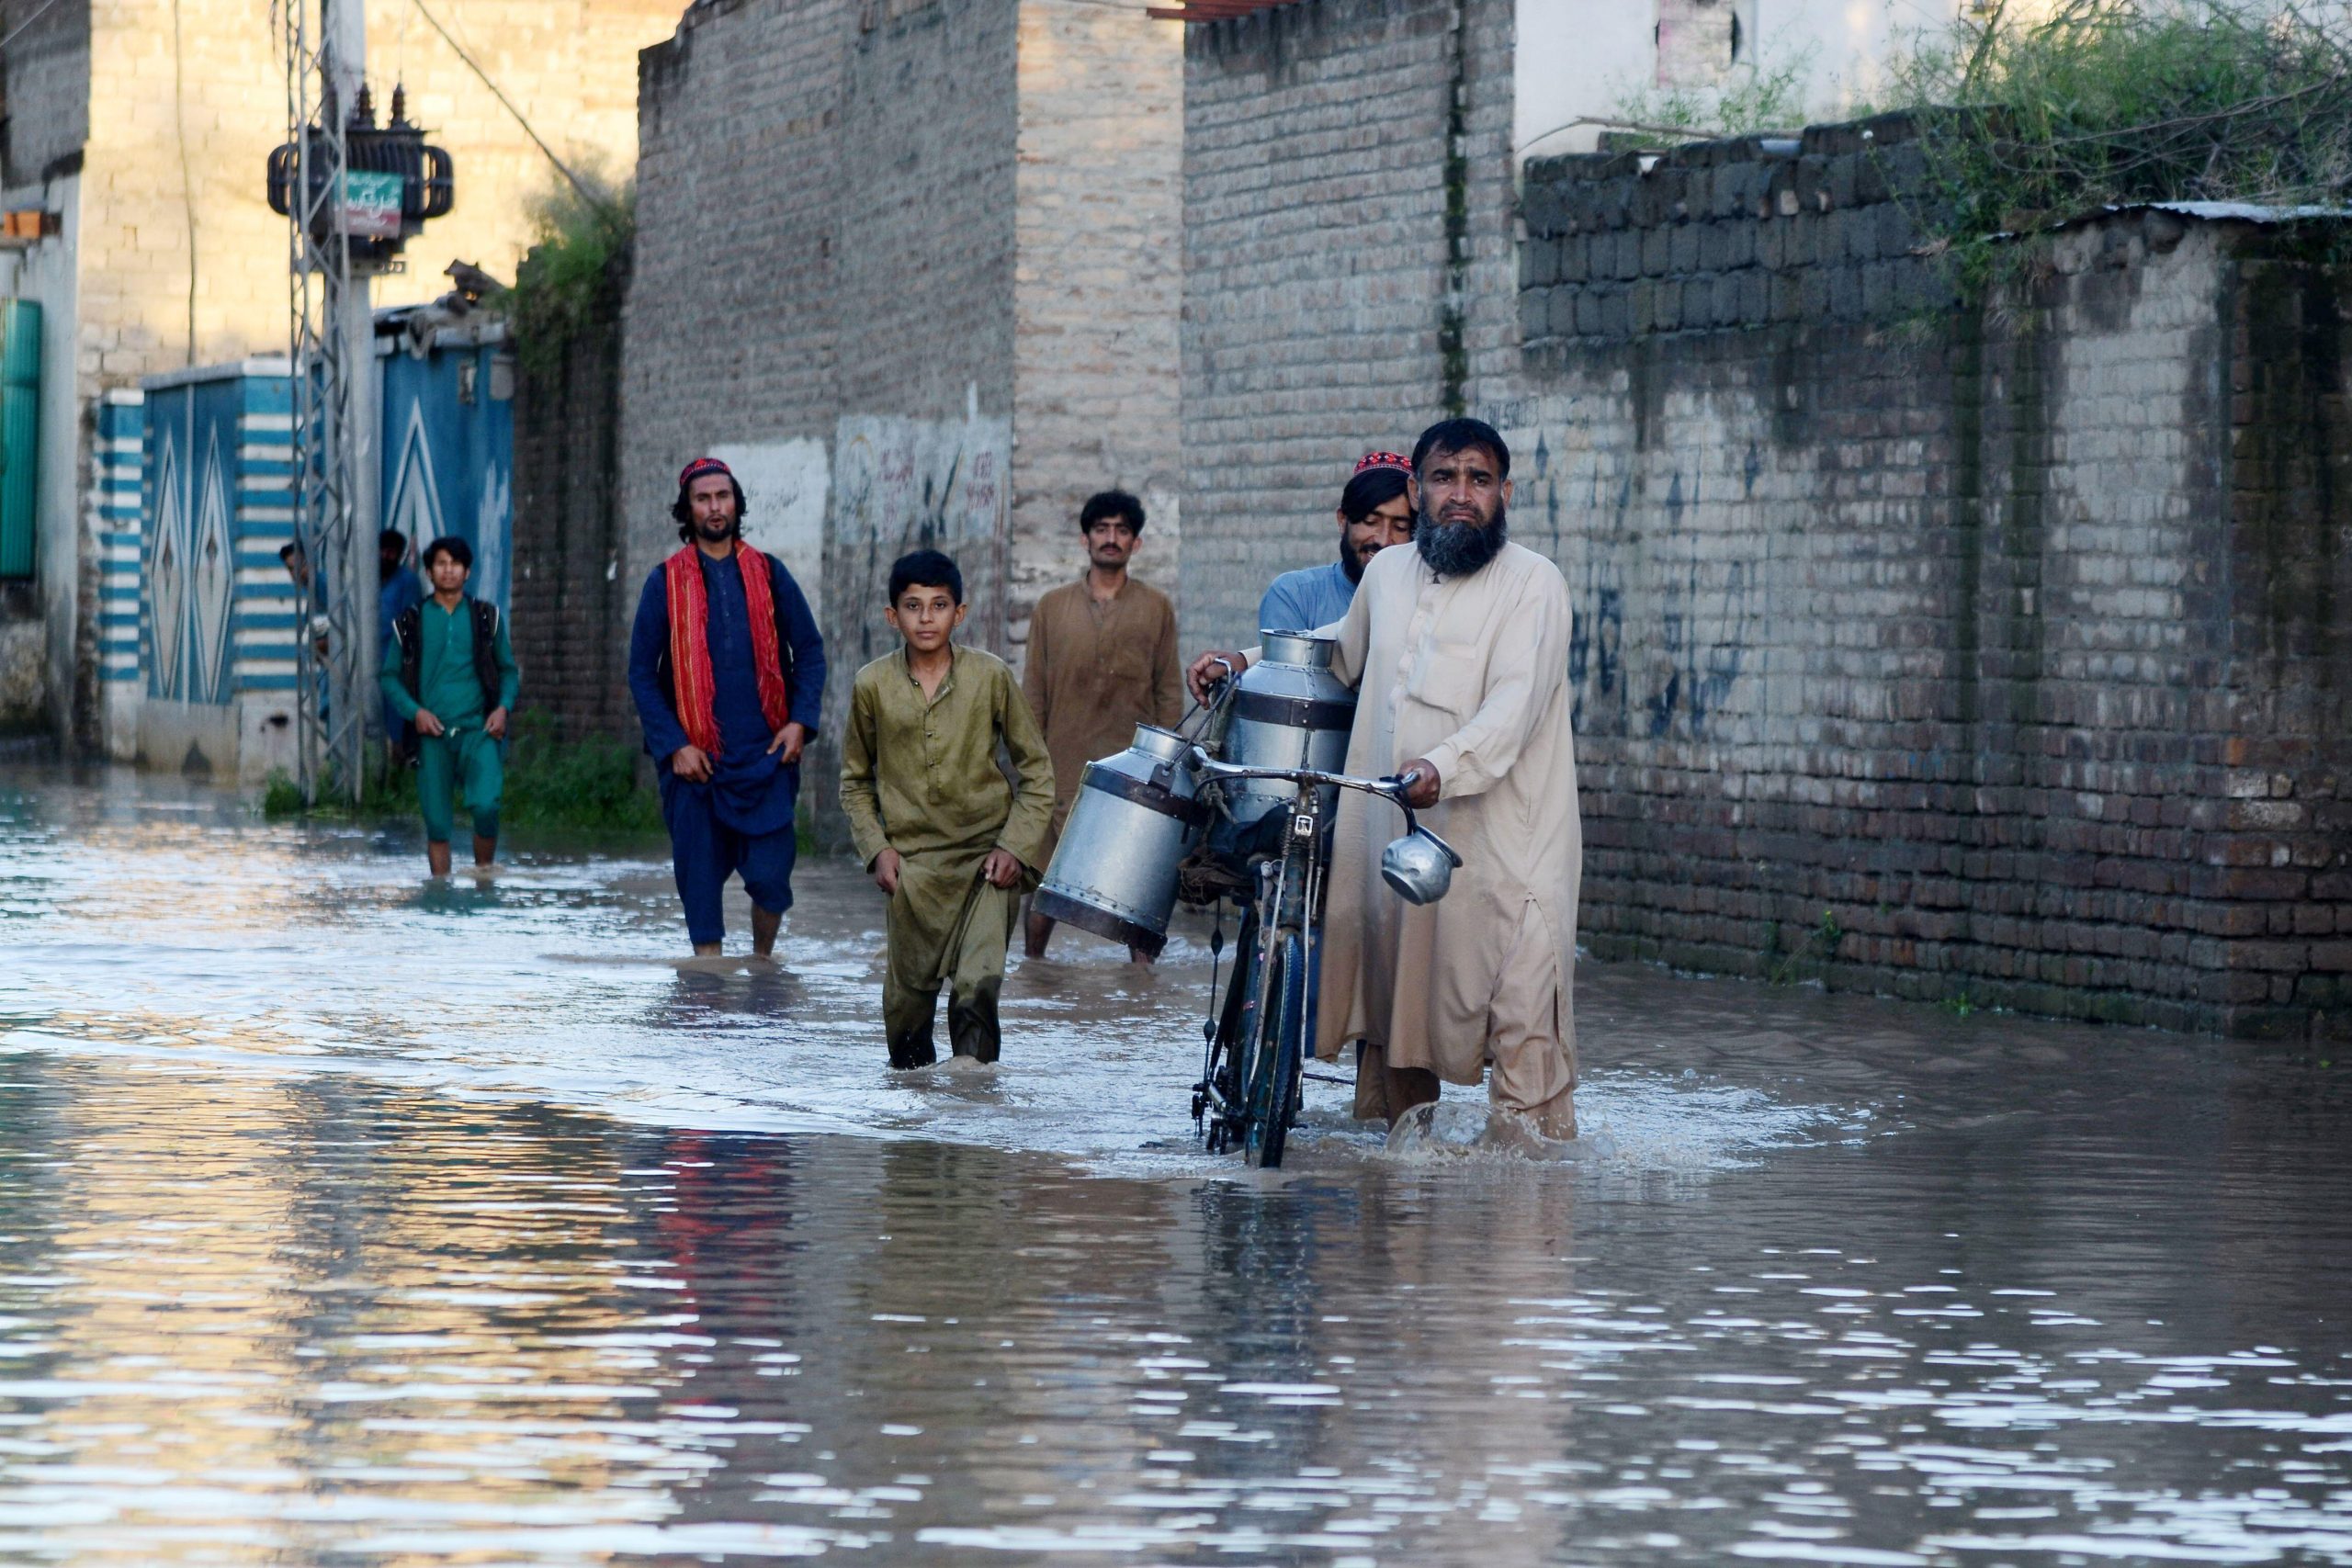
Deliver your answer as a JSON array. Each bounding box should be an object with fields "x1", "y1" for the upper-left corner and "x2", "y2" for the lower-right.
[{"x1": 1186, "y1": 746, "x2": 1451, "y2": 1165}]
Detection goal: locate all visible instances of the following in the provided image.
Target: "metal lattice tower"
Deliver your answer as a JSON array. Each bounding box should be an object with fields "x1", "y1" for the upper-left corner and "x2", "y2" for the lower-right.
[{"x1": 278, "y1": 0, "x2": 371, "y2": 805}]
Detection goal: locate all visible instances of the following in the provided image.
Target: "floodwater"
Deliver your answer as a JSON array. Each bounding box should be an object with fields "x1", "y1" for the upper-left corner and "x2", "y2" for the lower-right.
[{"x1": 0, "y1": 767, "x2": 2347, "y2": 1567}]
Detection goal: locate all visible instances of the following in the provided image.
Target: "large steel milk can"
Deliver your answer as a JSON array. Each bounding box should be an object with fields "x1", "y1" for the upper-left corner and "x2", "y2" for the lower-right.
[
  {"x1": 1033, "y1": 724, "x2": 1207, "y2": 958},
  {"x1": 1219, "y1": 630, "x2": 1357, "y2": 826}
]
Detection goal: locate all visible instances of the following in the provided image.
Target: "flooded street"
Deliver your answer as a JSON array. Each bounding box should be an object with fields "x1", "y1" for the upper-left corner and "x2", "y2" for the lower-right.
[{"x1": 0, "y1": 766, "x2": 2347, "y2": 1566}]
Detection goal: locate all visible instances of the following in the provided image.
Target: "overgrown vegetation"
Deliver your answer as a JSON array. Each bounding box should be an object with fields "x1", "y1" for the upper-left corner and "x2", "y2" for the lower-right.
[
  {"x1": 1602, "y1": 50, "x2": 1815, "y2": 150},
  {"x1": 1876, "y1": 0, "x2": 2352, "y2": 299},
  {"x1": 501, "y1": 176, "x2": 634, "y2": 378},
  {"x1": 262, "y1": 712, "x2": 662, "y2": 838}
]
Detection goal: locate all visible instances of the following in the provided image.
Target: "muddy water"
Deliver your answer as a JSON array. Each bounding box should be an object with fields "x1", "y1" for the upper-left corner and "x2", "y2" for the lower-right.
[{"x1": 0, "y1": 767, "x2": 2347, "y2": 1566}]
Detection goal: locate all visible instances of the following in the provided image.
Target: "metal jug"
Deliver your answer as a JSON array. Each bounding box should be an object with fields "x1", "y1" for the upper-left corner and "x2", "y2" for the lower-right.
[
  {"x1": 1219, "y1": 631, "x2": 1356, "y2": 826},
  {"x1": 1032, "y1": 724, "x2": 1207, "y2": 958},
  {"x1": 1381, "y1": 824, "x2": 1464, "y2": 905}
]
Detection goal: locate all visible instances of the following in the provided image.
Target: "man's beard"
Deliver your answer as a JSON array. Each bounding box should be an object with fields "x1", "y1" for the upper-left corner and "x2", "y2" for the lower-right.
[
  {"x1": 1340, "y1": 535, "x2": 1367, "y2": 582},
  {"x1": 1415, "y1": 502, "x2": 1507, "y2": 578}
]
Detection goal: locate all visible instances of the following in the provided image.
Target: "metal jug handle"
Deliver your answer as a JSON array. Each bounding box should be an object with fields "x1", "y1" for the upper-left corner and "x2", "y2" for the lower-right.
[{"x1": 1415, "y1": 824, "x2": 1464, "y2": 868}]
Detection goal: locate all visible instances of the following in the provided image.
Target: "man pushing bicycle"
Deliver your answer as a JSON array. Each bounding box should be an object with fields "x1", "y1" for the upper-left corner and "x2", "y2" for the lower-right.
[{"x1": 1188, "y1": 418, "x2": 1583, "y2": 1145}]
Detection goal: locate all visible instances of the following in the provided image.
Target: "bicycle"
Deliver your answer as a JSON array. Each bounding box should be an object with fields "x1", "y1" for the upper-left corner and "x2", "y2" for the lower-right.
[{"x1": 1186, "y1": 746, "x2": 1460, "y2": 1168}]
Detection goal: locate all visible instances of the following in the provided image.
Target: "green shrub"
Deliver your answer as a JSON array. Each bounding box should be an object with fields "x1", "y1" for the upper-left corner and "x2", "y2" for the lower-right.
[
  {"x1": 256, "y1": 715, "x2": 661, "y2": 839},
  {"x1": 499, "y1": 712, "x2": 662, "y2": 836},
  {"x1": 501, "y1": 178, "x2": 633, "y2": 379},
  {"x1": 1877, "y1": 0, "x2": 2352, "y2": 299},
  {"x1": 1602, "y1": 49, "x2": 1815, "y2": 150}
]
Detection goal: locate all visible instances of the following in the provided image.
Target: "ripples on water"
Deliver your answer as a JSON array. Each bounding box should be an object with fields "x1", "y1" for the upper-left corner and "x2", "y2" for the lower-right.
[{"x1": 0, "y1": 767, "x2": 2346, "y2": 1565}]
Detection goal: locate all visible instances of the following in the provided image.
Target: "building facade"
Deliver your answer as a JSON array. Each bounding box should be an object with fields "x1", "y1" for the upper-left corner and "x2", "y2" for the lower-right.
[{"x1": 0, "y1": 0, "x2": 678, "y2": 756}]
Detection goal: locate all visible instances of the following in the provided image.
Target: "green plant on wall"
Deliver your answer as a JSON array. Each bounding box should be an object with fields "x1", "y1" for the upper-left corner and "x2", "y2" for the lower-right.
[
  {"x1": 1602, "y1": 49, "x2": 1815, "y2": 150},
  {"x1": 501, "y1": 176, "x2": 635, "y2": 379},
  {"x1": 1875, "y1": 0, "x2": 2352, "y2": 301}
]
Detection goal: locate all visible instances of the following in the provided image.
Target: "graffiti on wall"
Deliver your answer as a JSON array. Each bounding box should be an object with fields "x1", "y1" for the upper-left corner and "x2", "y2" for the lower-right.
[
  {"x1": 1506, "y1": 404, "x2": 1761, "y2": 741},
  {"x1": 830, "y1": 413, "x2": 1011, "y2": 675},
  {"x1": 712, "y1": 437, "x2": 830, "y2": 609}
]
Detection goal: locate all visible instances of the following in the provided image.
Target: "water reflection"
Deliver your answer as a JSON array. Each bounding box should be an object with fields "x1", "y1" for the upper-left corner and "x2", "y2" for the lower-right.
[{"x1": 0, "y1": 768, "x2": 2347, "y2": 1563}]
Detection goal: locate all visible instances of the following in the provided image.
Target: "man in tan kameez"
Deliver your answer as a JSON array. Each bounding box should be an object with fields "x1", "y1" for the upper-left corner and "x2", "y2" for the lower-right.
[
  {"x1": 1022, "y1": 488, "x2": 1185, "y2": 962},
  {"x1": 843, "y1": 549, "x2": 1055, "y2": 1069},
  {"x1": 1189, "y1": 418, "x2": 1581, "y2": 1141}
]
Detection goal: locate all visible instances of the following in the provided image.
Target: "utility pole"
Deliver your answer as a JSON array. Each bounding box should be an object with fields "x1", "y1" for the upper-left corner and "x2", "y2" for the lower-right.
[
  {"x1": 325, "y1": 0, "x2": 379, "y2": 793},
  {"x1": 276, "y1": 0, "x2": 446, "y2": 800}
]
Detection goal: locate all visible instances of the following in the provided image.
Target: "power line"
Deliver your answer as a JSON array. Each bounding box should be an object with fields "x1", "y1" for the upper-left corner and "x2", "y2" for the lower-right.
[{"x1": 406, "y1": 0, "x2": 605, "y2": 209}]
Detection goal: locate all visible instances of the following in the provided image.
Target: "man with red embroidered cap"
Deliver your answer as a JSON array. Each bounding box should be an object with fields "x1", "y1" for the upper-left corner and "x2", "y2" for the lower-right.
[
  {"x1": 628, "y1": 457, "x2": 830, "y2": 958},
  {"x1": 1256, "y1": 451, "x2": 1417, "y2": 634}
]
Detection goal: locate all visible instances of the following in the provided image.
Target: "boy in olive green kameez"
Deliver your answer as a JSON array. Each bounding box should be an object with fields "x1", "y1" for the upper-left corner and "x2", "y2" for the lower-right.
[
  {"x1": 840, "y1": 550, "x2": 1054, "y2": 1068},
  {"x1": 379, "y1": 535, "x2": 521, "y2": 876}
]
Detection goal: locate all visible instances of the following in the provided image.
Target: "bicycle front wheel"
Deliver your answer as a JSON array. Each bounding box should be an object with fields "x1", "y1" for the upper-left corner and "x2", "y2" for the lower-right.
[{"x1": 1244, "y1": 931, "x2": 1308, "y2": 1168}]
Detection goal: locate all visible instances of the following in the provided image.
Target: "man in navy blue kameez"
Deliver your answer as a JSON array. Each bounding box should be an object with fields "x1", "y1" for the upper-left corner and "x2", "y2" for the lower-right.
[{"x1": 628, "y1": 457, "x2": 829, "y2": 958}]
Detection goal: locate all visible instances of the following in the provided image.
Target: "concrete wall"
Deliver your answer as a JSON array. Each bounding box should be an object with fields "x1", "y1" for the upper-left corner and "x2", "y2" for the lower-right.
[{"x1": 1180, "y1": 0, "x2": 1518, "y2": 654}]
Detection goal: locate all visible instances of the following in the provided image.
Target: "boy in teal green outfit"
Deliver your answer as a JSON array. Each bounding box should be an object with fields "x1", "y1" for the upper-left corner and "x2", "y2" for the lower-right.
[{"x1": 379, "y1": 535, "x2": 521, "y2": 875}]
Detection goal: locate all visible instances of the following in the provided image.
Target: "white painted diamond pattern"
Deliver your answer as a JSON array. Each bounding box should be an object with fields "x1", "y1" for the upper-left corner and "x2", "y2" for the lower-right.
[
  {"x1": 189, "y1": 431, "x2": 234, "y2": 703},
  {"x1": 149, "y1": 434, "x2": 187, "y2": 700}
]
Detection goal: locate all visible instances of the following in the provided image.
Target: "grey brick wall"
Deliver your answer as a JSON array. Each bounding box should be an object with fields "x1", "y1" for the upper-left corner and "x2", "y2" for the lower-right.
[
  {"x1": 1179, "y1": 0, "x2": 1516, "y2": 653},
  {"x1": 625, "y1": 0, "x2": 862, "y2": 584},
  {"x1": 1008, "y1": 0, "x2": 1183, "y2": 646},
  {"x1": 1, "y1": 0, "x2": 90, "y2": 186},
  {"x1": 618, "y1": 0, "x2": 1180, "y2": 845},
  {"x1": 513, "y1": 259, "x2": 630, "y2": 747},
  {"x1": 1508, "y1": 120, "x2": 2352, "y2": 1039}
]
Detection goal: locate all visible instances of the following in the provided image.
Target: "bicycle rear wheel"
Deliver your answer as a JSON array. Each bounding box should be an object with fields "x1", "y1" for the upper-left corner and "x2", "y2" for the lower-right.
[{"x1": 1244, "y1": 931, "x2": 1308, "y2": 1168}]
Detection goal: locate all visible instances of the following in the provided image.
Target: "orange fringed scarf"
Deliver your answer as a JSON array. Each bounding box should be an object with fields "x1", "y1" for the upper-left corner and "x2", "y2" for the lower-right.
[{"x1": 664, "y1": 542, "x2": 794, "y2": 756}]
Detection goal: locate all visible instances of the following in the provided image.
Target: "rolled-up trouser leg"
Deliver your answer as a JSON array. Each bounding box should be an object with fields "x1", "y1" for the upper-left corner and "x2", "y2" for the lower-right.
[
  {"x1": 735, "y1": 818, "x2": 799, "y2": 918},
  {"x1": 1352, "y1": 1041, "x2": 1441, "y2": 1124},
  {"x1": 1485, "y1": 901, "x2": 1577, "y2": 1139},
  {"x1": 661, "y1": 776, "x2": 733, "y2": 949},
  {"x1": 416, "y1": 734, "x2": 458, "y2": 843}
]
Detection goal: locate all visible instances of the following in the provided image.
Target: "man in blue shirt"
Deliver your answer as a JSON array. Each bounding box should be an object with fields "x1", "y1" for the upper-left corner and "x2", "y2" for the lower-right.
[
  {"x1": 628, "y1": 457, "x2": 829, "y2": 961},
  {"x1": 1255, "y1": 451, "x2": 1417, "y2": 634},
  {"x1": 379, "y1": 530, "x2": 425, "y2": 760}
]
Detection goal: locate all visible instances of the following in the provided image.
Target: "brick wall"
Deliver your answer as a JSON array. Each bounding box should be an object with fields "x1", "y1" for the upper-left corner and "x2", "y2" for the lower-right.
[
  {"x1": 623, "y1": 0, "x2": 1021, "y2": 839},
  {"x1": 1007, "y1": 0, "x2": 1184, "y2": 643},
  {"x1": 511, "y1": 258, "x2": 629, "y2": 745},
  {"x1": 620, "y1": 0, "x2": 1182, "y2": 841},
  {"x1": 1, "y1": 0, "x2": 91, "y2": 185},
  {"x1": 1506, "y1": 118, "x2": 2351, "y2": 1039},
  {"x1": 1179, "y1": 0, "x2": 1517, "y2": 653}
]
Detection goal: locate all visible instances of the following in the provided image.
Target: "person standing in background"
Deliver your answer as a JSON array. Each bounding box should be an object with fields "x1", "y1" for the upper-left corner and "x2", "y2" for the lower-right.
[
  {"x1": 1021, "y1": 490, "x2": 1183, "y2": 963},
  {"x1": 1257, "y1": 451, "x2": 1417, "y2": 634},
  {"x1": 380, "y1": 536, "x2": 520, "y2": 877},
  {"x1": 379, "y1": 530, "x2": 425, "y2": 763}
]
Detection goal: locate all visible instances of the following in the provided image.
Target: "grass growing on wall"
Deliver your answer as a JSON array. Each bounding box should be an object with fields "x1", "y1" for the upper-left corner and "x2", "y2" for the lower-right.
[
  {"x1": 1877, "y1": 0, "x2": 2352, "y2": 299},
  {"x1": 262, "y1": 712, "x2": 662, "y2": 838},
  {"x1": 503, "y1": 178, "x2": 634, "y2": 379},
  {"x1": 1603, "y1": 51, "x2": 1815, "y2": 150}
]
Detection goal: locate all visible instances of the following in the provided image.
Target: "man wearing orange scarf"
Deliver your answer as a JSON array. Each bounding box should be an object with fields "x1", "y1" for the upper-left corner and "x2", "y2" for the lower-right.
[{"x1": 628, "y1": 457, "x2": 830, "y2": 957}]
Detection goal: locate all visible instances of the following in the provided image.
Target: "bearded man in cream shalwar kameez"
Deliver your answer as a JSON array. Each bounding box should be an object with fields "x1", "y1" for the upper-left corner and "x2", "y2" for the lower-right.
[{"x1": 1190, "y1": 418, "x2": 1581, "y2": 1142}]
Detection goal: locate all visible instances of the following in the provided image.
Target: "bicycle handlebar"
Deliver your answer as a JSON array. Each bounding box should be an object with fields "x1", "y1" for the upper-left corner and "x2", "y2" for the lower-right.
[{"x1": 1185, "y1": 744, "x2": 1450, "y2": 851}]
